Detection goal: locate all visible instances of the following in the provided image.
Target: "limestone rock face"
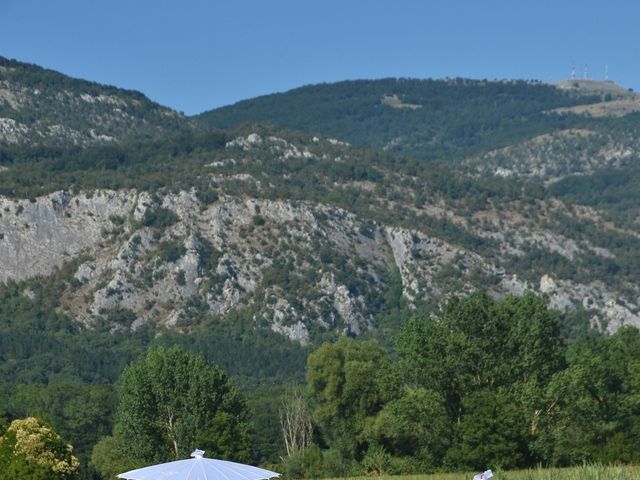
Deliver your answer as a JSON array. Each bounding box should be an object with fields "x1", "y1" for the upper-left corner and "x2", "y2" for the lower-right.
[
  {"x1": 1, "y1": 188, "x2": 639, "y2": 342},
  {"x1": 0, "y1": 190, "x2": 140, "y2": 282},
  {"x1": 539, "y1": 274, "x2": 557, "y2": 294}
]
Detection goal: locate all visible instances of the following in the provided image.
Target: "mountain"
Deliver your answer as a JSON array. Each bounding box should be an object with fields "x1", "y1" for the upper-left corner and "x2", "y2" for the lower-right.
[
  {"x1": 197, "y1": 78, "x2": 640, "y2": 187},
  {"x1": 1, "y1": 63, "x2": 640, "y2": 387},
  {"x1": 0, "y1": 56, "x2": 196, "y2": 146},
  {"x1": 196, "y1": 78, "x2": 606, "y2": 160}
]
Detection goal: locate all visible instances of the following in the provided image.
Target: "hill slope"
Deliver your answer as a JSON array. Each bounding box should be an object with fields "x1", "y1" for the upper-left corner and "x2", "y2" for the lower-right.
[
  {"x1": 2, "y1": 60, "x2": 640, "y2": 476},
  {"x1": 196, "y1": 78, "x2": 640, "y2": 226},
  {"x1": 0, "y1": 56, "x2": 196, "y2": 145},
  {"x1": 196, "y1": 78, "x2": 602, "y2": 161},
  {"x1": 1, "y1": 127, "x2": 639, "y2": 345}
]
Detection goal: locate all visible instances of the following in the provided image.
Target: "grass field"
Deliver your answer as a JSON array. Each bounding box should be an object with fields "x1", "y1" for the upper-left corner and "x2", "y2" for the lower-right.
[{"x1": 329, "y1": 465, "x2": 640, "y2": 480}]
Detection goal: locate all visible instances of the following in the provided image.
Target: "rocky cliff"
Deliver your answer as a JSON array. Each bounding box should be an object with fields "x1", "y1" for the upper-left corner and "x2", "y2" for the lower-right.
[{"x1": 2, "y1": 173, "x2": 638, "y2": 343}]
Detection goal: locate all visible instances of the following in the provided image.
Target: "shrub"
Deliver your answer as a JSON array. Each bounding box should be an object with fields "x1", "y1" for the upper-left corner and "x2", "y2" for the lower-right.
[
  {"x1": 140, "y1": 207, "x2": 179, "y2": 229},
  {"x1": 157, "y1": 240, "x2": 186, "y2": 263}
]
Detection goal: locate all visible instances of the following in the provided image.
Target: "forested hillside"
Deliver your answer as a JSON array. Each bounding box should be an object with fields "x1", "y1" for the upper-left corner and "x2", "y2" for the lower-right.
[{"x1": 196, "y1": 78, "x2": 602, "y2": 161}]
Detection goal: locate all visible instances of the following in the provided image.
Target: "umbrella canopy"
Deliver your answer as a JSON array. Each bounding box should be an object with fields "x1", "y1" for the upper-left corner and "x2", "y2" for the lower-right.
[{"x1": 118, "y1": 450, "x2": 280, "y2": 480}]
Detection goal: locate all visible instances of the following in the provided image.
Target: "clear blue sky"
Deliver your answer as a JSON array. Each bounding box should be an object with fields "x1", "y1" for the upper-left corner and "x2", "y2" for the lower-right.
[{"x1": 1, "y1": 0, "x2": 638, "y2": 115}]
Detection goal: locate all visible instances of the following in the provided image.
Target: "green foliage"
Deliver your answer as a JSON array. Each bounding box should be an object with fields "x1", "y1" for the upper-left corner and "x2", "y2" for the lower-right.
[
  {"x1": 245, "y1": 385, "x2": 287, "y2": 465},
  {"x1": 0, "y1": 278, "x2": 150, "y2": 385},
  {"x1": 281, "y1": 444, "x2": 327, "y2": 479},
  {"x1": 197, "y1": 78, "x2": 596, "y2": 161},
  {"x1": 3, "y1": 58, "x2": 640, "y2": 479},
  {"x1": 0, "y1": 268, "x2": 308, "y2": 474},
  {"x1": 396, "y1": 293, "x2": 566, "y2": 469},
  {"x1": 298, "y1": 294, "x2": 640, "y2": 476},
  {"x1": 140, "y1": 206, "x2": 179, "y2": 229},
  {"x1": 307, "y1": 338, "x2": 399, "y2": 460},
  {"x1": 112, "y1": 346, "x2": 252, "y2": 464},
  {"x1": 0, "y1": 55, "x2": 196, "y2": 146},
  {"x1": 445, "y1": 388, "x2": 527, "y2": 470},
  {"x1": 398, "y1": 293, "x2": 564, "y2": 419},
  {"x1": 0, "y1": 130, "x2": 227, "y2": 198},
  {"x1": 157, "y1": 239, "x2": 186, "y2": 263},
  {"x1": 8, "y1": 381, "x2": 116, "y2": 458},
  {"x1": 301, "y1": 293, "x2": 619, "y2": 476},
  {"x1": 550, "y1": 165, "x2": 640, "y2": 228},
  {"x1": 364, "y1": 387, "x2": 449, "y2": 468},
  {"x1": 252, "y1": 214, "x2": 266, "y2": 226},
  {"x1": 90, "y1": 434, "x2": 141, "y2": 480},
  {"x1": 533, "y1": 327, "x2": 640, "y2": 466},
  {"x1": 155, "y1": 309, "x2": 309, "y2": 387}
]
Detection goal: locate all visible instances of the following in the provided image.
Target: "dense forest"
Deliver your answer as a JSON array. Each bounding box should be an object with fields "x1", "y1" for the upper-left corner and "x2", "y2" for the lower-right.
[
  {"x1": 196, "y1": 78, "x2": 602, "y2": 161},
  {"x1": 0, "y1": 270, "x2": 307, "y2": 478},
  {"x1": 290, "y1": 293, "x2": 640, "y2": 476}
]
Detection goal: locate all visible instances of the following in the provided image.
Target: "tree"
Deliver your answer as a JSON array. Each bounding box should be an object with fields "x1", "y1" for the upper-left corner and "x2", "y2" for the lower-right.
[
  {"x1": 11, "y1": 380, "x2": 116, "y2": 458},
  {"x1": 0, "y1": 416, "x2": 79, "y2": 479},
  {"x1": 306, "y1": 338, "x2": 398, "y2": 460},
  {"x1": 533, "y1": 327, "x2": 640, "y2": 465},
  {"x1": 445, "y1": 388, "x2": 527, "y2": 470},
  {"x1": 108, "y1": 346, "x2": 251, "y2": 466},
  {"x1": 397, "y1": 292, "x2": 565, "y2": 468},
  {"x1": 90, "y1": 434, "x2": 140, "y2": 480},
  {"x1": 280, "y1": 388, "x2": 313, "y2": 458},
  {"x1": 398, "y1": 291, "x2": 506, "y2": 426},
  {"x1": 364, "y1": 386, "x2": 449, "y2": 469}
]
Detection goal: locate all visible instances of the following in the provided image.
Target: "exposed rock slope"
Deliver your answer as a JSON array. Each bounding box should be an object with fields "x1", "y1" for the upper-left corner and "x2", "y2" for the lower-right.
[
  {"x1": 465, "y1": 128, "x2": 640, "y2": 183},
  {"x1": 2, "y1": 174, "x2": 639, "y2": 343}
]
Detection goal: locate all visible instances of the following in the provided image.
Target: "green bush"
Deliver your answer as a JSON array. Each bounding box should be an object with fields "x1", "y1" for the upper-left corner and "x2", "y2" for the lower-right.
[
  {"x1": 157, "y1": 239, "x2": 186, "y2": 263},
  {"x1": 141, "y1": 207, "x2": 179, "y2": 229}
]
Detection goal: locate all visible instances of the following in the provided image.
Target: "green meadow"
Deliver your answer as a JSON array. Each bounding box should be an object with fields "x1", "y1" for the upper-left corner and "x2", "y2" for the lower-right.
[{"x1": 328, "y1": 465, "x2": 640, "y2": 480}]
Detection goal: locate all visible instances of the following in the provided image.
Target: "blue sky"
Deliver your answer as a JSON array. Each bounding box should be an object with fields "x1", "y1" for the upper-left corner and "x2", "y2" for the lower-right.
[{"x1": 1, "y1": 0, "x2": 638, "y2": 114}]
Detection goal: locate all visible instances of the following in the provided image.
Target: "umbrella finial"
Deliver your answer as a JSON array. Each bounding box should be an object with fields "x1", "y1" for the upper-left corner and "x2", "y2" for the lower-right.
[{"x1": 191, "y1": 449, "x2": 205, "y2": 459}]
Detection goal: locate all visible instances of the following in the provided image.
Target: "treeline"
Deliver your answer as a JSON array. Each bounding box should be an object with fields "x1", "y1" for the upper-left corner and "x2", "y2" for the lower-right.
[
  {"x1": 0, "y1": 272, "x2": 309, "y2": 385},
  {"x1": 0, "y1": 56, "x2": 150, "y2": 100},
  {"x1": 285, "y1": 292, "x2": 640, "y2": 477},
  {"x1": 0, "y1": 131, "x2": 228, "y2": 197},
  {"x1": 1, "y1": 291, "x2": 639, "y2": 479}
]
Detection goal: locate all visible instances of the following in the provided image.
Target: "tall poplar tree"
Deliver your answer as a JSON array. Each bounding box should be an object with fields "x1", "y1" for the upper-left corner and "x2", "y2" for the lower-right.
[{"x1": 92, "y1": 346, "x2": 251, "y2": 477}]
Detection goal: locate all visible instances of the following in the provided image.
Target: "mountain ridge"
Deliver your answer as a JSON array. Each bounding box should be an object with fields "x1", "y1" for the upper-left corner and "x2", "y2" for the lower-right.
[
  {"x1": 0, "y1": 55, "x2": 197, "y2": 146},
  {"x1": 195, "y1": 77, "x2": 604, "y2": 160}
]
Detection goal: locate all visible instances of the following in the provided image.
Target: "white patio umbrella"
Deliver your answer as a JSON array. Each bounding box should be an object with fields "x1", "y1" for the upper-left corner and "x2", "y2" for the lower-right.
[{"x1": 118, "y1": 449, "x2": 280, "y2": 480}]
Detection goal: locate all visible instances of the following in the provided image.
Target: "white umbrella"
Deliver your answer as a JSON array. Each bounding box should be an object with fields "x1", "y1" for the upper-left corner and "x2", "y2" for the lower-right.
[{"x1": 118, "y1": 449, "x2": 280, "y2": 480}]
